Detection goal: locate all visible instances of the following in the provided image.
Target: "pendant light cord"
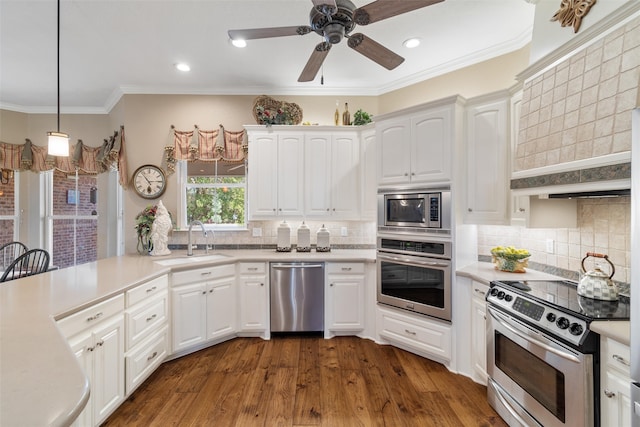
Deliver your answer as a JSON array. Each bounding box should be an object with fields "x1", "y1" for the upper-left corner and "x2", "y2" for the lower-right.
[{"x1": 56, "y1": 0, "x2": 61, "y2": 132}]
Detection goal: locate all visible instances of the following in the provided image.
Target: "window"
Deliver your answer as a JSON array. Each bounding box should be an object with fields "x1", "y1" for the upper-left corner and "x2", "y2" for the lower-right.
[
  {"x1": 179, "y1": 160, "x2": 246, "y2": 230},
  {"x1": 0, "y1": 170, "x2": 19, "y2": 243}
]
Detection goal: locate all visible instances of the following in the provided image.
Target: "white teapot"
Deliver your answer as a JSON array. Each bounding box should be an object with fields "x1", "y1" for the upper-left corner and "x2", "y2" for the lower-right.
[{"x1": 577, "y1": 252, "x2": 618, "y2": 301}]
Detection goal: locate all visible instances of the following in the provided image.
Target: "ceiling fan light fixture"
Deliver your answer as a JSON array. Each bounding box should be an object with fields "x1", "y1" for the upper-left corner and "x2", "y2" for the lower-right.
[
  {"x1": 231, "y1": 39, "x2": 247, "y2": 48},
  {"x1": 175, "y1": 63, "x2": 191, "y2": 72},
  {"x1": 403, "y1": 38, "x2": 421, "y2": 48}
]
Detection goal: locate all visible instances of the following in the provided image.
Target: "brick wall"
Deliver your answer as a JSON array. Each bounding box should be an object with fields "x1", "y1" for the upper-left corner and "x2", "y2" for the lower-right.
[
  {"x1": 52, "y1": 171, "x2": 97, "y2": 268},
  {"x1": 0, "y1": 172, "x2": 16, "y2": 245}
]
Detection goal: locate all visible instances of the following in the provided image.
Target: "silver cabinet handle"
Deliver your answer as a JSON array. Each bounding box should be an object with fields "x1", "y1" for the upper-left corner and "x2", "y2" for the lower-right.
[
  {"x1": 95, "y1": 340, "x2": 104, "y2": 347},
  {"x1": 474, "y1": 288, "x2": 486, "y2": 295},
  {"x1": 146, "y1": 314, "x2": 157, "y2": 322},
  {"x1": 519, "y1": 208, "x2": 525, "y2": 212},
  {"x1": 87, "y1": 312, "x2": 103, "y2": 322},
  {"x1": 201, "y1": 271, "x2": 212, "y2": 276},
  {"x1": 248, "y1": 267, "x2": 258, "y2": 271},
  {"x1": 87, "y1": 346, "x2": 95, "y2": 352},
  {"x1": 146, "y1": 286, "x2": 157, "y2": 293},
  {"x1": 612, "y1": 354, "x2": 630, "y2": 366},
  {"x1": 341, "y1": 267, "x2": 352, "y2": 271},
  {"x1": 604, "y1": 389, "x2": 616, "y2": 398},
  {"x1": 202, "y1": 291, "x2": 207, "y2": 295},
  {"x1": 404, "y1": 329, "x2": 416, "y2": 335},
  {"x1": 147, "y1": 351, "x2": 158, "y2": 361}
]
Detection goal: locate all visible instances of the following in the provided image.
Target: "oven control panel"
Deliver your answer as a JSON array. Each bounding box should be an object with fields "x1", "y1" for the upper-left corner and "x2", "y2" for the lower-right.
[{"x1": 487, "y1": 285, "x2": 589, "y2": 347}]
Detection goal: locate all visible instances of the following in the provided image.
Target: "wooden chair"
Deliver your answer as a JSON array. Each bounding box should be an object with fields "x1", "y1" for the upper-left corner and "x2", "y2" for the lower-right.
[
  {"x1": 0, "y1": 241, "x2": 28, "y2": 271},
  {"x1": 0, "y1": 249, "x2": 50, "y2": 282}
]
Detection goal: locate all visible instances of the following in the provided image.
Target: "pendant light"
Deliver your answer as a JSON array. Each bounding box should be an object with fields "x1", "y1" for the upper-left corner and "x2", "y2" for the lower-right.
[{"x1": 47, "y1": 0, "x2": 69, "y2": 157}]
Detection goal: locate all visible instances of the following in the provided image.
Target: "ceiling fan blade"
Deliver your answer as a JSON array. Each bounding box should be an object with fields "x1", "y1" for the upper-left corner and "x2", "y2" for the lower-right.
[
  {"x1": 228, "y1": 26, "x2": 312, "y2": 41},
  {"x1": 347, "y1": 33, "x2": 404, "y2": 70},
  {"x1": 353, "y1": 0, "x2": 444, "y2": 25},
  {"x1": 298, "y1": 42, "x2": 332, "y2": 82}
]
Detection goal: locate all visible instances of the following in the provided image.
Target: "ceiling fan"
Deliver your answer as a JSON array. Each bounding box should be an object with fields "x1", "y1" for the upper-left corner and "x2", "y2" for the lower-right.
[{"x1": 228, "y1": 0, "x2": 444, "y2": 82}]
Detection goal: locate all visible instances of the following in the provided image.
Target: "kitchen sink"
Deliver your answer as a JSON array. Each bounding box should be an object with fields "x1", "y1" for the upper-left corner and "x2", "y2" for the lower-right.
[{"x1": 153, "y1": 253, "x2": 231, "y2": 266}]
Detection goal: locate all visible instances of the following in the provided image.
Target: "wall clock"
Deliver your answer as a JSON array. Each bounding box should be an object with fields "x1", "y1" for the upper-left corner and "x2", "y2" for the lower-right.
[{"x1": 132, "y1": 164, "x2": 167, "y2": 199}]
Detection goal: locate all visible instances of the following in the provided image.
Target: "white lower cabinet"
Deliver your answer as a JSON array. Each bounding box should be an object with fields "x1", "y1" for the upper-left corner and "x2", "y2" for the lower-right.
[
  {"x1": 237, "y1": 262, "x2": 269, "y2": 337},
  {"x1": 171, "y1": 264, "x2": 236, "y2": 353},
  {"x1": 124, "y1": 275, "x2": 169, "y2": 395},
  {"x1": 326, "y1": 262, "x2": 365, "y2": 334},
  {"x1": 470, "y1": 280, "x2": 489, "y2": 384},
  {"x1": 601, "y1": 337, "x2": 632, "y2": 426},
  {"x1": 66, "y1": 306, "x2": 125, "y2": 427},
  {"x1": 377, "y1": 305, "x2": 451, "y2": 363}
]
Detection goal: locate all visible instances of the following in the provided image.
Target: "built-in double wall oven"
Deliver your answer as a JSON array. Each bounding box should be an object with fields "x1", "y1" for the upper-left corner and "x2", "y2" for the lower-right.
[{"x1": 376, "y1": 186, "x2": 453, "y2": 321}]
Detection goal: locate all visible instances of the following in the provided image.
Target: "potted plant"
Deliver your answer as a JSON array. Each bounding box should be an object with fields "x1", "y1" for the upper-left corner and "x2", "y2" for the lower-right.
[{"x1": 135, "y1": 205, "x2": 157, "y2": 254}]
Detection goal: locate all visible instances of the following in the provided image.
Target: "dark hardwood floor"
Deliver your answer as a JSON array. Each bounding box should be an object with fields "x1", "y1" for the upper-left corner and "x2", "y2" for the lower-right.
[{"x1": 103, "y1": 336, "x2": 508, "y2": 427}]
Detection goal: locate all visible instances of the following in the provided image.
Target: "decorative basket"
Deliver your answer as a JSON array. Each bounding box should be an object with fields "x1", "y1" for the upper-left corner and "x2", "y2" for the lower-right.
[
  {"x1": 252, "y1": 95, "x2": 303, "y2": 125},
  {"x1": 492, "y1": 256, "x2": 529, "y2": 273}
]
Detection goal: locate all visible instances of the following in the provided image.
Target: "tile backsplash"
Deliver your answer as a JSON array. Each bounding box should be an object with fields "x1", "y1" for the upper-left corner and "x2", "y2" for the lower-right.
[
  {"x1": 169, "y1": 220, "x2": 377, "y2": 249},
  {"x1": 478, "y1": 197, "x2": 631, "y2": 285}
]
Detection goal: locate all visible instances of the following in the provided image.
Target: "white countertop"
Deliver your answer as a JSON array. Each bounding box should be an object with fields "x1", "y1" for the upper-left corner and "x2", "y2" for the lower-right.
[
  {"x1": 0, "y1": 249, "x2": 375, "y2": 427},
  {"x1": 457, "y1": 262, "x2": 632, "y2": 346}
]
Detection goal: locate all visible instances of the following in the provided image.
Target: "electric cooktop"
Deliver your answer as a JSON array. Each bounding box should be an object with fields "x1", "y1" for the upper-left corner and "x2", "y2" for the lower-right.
[{"x1": 490, "y1": 279, "x2": 630, "y2": 321}]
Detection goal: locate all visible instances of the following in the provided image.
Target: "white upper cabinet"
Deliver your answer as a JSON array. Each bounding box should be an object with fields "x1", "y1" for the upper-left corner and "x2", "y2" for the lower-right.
[
  {"x1": 463, "y1": 91, "x2": 509, "y2": 225},
  {"x1": 359, "y1": 126, "x2": 377, "y2": 220},
  {"x1": 304, "y1": 131, "x2": 360, "y2": 219},
  {"x1": 377, "y1": 98, "x2": 461, "y2": 186},
  {"x1": 247, "y1": 130, "x2": 304, "y2": 219}
]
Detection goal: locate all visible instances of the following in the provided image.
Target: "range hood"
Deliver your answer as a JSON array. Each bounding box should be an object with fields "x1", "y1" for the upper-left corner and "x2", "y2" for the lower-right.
[{"x1": 547, "y1": 189, "x2": 630, "y2": 199}]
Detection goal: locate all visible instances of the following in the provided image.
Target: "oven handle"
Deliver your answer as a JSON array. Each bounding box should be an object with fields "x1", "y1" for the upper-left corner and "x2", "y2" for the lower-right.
[
  {"x1": 488, "y1": 306, "x2": 581, "y2": 364},
  {"x1": 377, "y1": 253, "x2": 450, "y2": 268},
  {"x1": 488, "y1": 379, "x2": 538, "y2": 427}
]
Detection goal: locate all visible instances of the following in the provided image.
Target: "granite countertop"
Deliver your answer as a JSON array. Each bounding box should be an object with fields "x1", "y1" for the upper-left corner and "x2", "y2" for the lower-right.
[
  {"x1": 457, "y1": 262, "x2": 632, "y2": 347},
  {"x1": 0, "y1": 249, "x2": 375, "y2": 427}
]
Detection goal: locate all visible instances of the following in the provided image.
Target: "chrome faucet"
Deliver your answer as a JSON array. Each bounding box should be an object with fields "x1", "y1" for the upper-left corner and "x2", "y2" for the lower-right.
[{"x1": 187, "y1": 220, "x2": 207, "y2": 256}]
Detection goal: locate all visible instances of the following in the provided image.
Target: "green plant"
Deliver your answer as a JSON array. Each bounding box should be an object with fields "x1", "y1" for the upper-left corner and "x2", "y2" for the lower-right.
[{"x1": 353, "y1": 109, "x2": 372, "y2": 126}]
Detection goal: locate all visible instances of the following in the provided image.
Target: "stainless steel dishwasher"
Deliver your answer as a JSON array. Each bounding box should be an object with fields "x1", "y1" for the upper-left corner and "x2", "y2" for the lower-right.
[{"x1": 270, "y1": 262, "x2": 324, "y2": 332}]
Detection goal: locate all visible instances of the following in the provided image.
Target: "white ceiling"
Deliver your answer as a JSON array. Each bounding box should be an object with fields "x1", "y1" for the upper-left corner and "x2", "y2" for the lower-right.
[{"x1": 0, "y1": 0, "x2": 535, "y2": 114}]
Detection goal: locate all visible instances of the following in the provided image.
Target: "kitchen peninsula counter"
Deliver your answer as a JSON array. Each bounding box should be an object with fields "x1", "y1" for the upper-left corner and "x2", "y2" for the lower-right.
[{"x1": 0, "y1": 249, "x2": 375, "y2": 427}]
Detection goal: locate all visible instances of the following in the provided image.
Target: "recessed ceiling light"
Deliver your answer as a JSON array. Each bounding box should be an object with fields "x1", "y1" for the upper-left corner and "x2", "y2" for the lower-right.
[
  {"x1": 175, "y1": 63, "x2": 191, "y2": 72},
  {"x1": 403, "y1": 38, "x2": 421, "y2": 48},
  {"x1": 231, "y1": 39, "x2": 247, "y2": 48}
]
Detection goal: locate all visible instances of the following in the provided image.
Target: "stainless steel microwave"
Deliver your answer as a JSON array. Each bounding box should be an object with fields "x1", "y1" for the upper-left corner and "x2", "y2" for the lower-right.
[{"x1": 377, "y1": 188, "x2": 451, "y2": 232}]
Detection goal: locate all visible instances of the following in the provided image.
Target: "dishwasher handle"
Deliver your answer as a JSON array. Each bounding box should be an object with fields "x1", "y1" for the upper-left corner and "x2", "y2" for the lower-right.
[{"x1": 271, "y1": 263, "x2": 324, "y2": 269}]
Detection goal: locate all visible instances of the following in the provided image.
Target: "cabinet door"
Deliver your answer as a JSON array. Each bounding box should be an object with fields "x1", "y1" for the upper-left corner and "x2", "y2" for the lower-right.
[
  {"x1": 69, "y1": 334, "x2": 93, "y2": 427},
  {"x1": 360, "y1": 128, "x2": 377, "y2": 220},
  {"x1": 172, "y1": 283, "x2": 207, "y2": 352},
  {"x1": 277, "y1": 134, "x2": 304, "y2": 217},
  {"x1": 331, "y1": 133, "x2": 360, "y2": 218},
  {"x1": 471, "y1": 295, "x2": 488, "y2": 383},
  {"x1": 377, "y1": 118, "x2": 412, "y2": 185},
  {"x1": 248, "y1": 134, "x2": 279, "y2": 217},
  {"x1": 304, "y1": 133, "x2": 332, "y2": 217},
  {"x1": 206, "y1": 276, "x2": 237, "y2": 340},
  {"x1": 465, "y1": 98, "x2": 509, "y2": 224},
  {"x1": 411, "y1": 107, "x2": 452, "y2": 183},
  {"x1": 92, "y1": 315, "x2": 125, "y2": 426},
  {"x1": 327, "y1": 273, "x2": 365, "y2": 331},
  {"x1": 238, "y1": 275, "x2": 268, "y2": 332},
  {"x1": 602, "y1": 371, "x2": 632, "y2": 427}
]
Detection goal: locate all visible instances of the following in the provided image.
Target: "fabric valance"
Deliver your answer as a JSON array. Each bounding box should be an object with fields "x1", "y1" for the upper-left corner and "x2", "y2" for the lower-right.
[
  {"x1": 162, "y1": 125, "x2": 247, "y2": 175},
  {"x1": 0, "y1": 125, "x2": 129, "y2": 187}
]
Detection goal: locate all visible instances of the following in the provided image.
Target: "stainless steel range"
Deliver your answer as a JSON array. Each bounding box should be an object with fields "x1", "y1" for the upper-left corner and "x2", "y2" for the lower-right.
[{"x1": 486, "y1": 279, "x2": 630, "y2": 427}]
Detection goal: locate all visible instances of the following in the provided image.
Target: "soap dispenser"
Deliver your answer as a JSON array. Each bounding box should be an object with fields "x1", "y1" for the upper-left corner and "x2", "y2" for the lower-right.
[
  {"x1": 316, "y1": 224, "x2": 331, "y2": 252},
  {"x1": 277, "y1": 220, "x2": 291, "y2": 252},
  {"x1": 296, "y1": 221, "x2": 311, "y2": 252}
]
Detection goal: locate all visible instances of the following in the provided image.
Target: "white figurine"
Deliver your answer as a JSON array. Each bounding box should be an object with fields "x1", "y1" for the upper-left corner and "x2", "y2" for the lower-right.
[{"x1": 150, "y1": 200, "x2": 172, "y2": 256}]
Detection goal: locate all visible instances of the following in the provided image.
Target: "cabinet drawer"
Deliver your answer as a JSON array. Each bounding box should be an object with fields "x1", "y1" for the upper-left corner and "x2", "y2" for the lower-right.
[
  {"x1": 238, "y1": 262, "x2": 266, "y2": 275},
  {"x1": 172, "y1": 263, "x2": 235, "y2": 286},
  {"x1": 57, "y1": 294, "x2": 125, "y2": 338},
  {"x1": 603, "y1": 338, "x2": 631, "y2": 377},
  {"x1": 125, "y1": 326, "x2": 168, "y2": 395},
  {"x1": 327, "y1": 262, "x2": 365, "y2": 275},
  {"x1": 126, "y1": 275, "x2": 168, "y2": 307},
  {"x1": 471, "y1": 280, "x2": 489, "y2": 301},
  {"x1": 125, "y1": 295, "x2": 168, "y2": 350},
  {"x1": 378, "y1": 307, "x2": 451, "y2": 361}
]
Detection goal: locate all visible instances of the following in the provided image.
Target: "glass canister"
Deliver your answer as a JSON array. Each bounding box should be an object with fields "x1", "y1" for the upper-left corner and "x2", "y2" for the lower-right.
[
  {"x1": 277, "y1": 220, "x2": 291, "y2": 252},
  {"x1": 316, "y1": 224, "x2": 331, "y2": 252},
  {"x1": 296, "y1": 221, "x2": 311, "y2": 252}
]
